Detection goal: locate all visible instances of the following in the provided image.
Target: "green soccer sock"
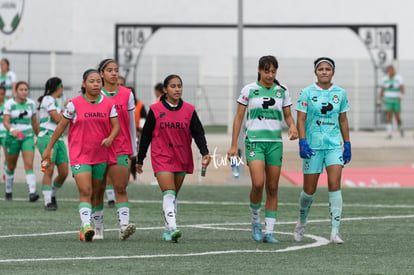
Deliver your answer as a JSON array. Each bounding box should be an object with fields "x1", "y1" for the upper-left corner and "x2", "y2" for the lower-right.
[
  {"x1": 329, "y1": 190, "x2": 343, "y2": 234},
  {"x1": 299, "y1": 190, "x2": 314, "y2": 224}
]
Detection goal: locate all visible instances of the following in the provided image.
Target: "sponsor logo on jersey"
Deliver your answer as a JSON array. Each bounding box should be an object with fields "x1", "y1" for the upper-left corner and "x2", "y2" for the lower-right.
[
  {"x1": 160, "y1": 121, "x2": 188, "y2": 129},
  {"x1": 84, "y1": 112, "x2": 107, "y2": 118}
]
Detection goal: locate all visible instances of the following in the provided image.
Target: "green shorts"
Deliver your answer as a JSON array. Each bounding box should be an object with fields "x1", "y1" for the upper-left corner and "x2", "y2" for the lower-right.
[
  {"x1": 156, "y1": 171, "x2": 187, "y2": 176},
  {"x1": 71, "y1": 162, "x2": 107, "y2": 180},
  {"x1": 5, "y1": 133, "x2": 35, "y2": 155},
  {"x1": 112, "y1": 154, "x2": 129, "y2": 167},
  {"x1": 37, "y1": 134, "x2": 69, "y2": 165},
  {"x1": 245, "y1": 140, "x2": 283, "y2": 166},
  {"x1": 0, "y1": 137, "x2": 5, "y2": 148},
  {"x1": 302, "y1": 147, "x2": 343, "y2": 174},
  {"x1": 384, "y1": 100, "x2": 401, "y2": 112}
]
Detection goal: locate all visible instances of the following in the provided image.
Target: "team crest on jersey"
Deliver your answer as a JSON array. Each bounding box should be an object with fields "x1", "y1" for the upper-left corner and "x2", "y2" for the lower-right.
[
  {"x1": 0, "y1": 0, "x2": 24, "y2": 35},
  {"x1": 275, "y1": 90, "x2": 282, "y2": 98},
  {"x1": 332, "y1": 95, "x2": 339, "y2": 104}
]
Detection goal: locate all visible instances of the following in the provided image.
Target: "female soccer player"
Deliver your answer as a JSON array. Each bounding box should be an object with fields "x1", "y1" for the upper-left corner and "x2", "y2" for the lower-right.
[
  {"x1": 227, "y1": 55, "x2": 298, "y2": 243},
  {"x1": 137, "y1": 74, "x2": 211, "y2": 242},
  {"x1": 3, "y1": 81, "x2": 39, "y2": 202},
  {"x1": 91, "y1": 59, "x2": 137, "y2": 241},
  {"x1": 379, "y1": 65, "x2": 405, "y2": 139},
  {"x1": 0, "y1": 86, "x2": 7, "y2": 183},
  {"x1": 42, "y1": 69, "x2": 120, "y2": 242},
  {"x1": 37, "y1": 77, "x2": 69, "y2": 210},
  {"x1": 0, "y1": 58, "x2": 17, "y2": 98},
  {"x1": 294, "y1": 57, "x2": 351, "y2": 244}
]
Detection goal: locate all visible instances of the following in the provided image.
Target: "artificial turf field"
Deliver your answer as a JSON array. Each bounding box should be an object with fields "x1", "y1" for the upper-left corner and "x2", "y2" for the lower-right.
[{"x1": 1, "y1": 182, "x2": 413, "y2": 274}]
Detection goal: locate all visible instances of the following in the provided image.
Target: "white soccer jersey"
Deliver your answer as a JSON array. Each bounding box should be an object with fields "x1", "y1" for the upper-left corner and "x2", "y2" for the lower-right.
[
  {"x1": 237, "y1": 81, "x2": 292, "y2": 142},
  {"x1": 3, "y1": 97, "x2": 36, "y2": 132},
  {"x1": 38, "y1": 95, "x2": 61, "y2": 136}
]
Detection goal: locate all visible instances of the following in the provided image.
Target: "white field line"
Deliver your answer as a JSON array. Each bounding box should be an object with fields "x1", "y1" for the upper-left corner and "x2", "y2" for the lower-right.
[
  {"x1": 0, "y1": 215, "x2": 413, "y2": 263},
  {"x1": 3, "y1": 197, "x2": 414, "y2": 209}
]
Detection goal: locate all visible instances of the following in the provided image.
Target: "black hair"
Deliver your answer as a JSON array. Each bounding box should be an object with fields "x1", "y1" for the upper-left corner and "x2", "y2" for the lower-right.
[
  {"x1": 16, "y1": 81, "x2": 29, "y2": 90},
  {"x1": 154, "y1": 82, "x2": 163, "y2": 93},
  {"x1": 0, "y1": 85, "x2": 5, "y2": 92},
  {"x1": 1, "y1": 58, "x2": 10, "y2": 67},
  {"x1": 38, "y1": 77, "x2": 62, "y2": 108},
  {"x1": 162, "y1": 75, "x2": 183, "y2": 100},
  {"x1": 313, "y1": 57, "x2": 335, "y2": 71},
  {"x1": 97, "y1": 58, "x2": 117, "y2": 86},
  {"x1": 80, "y1": 69, "x2": 100, "y2": 94},
  {"x1": 127, "y1": 86, "x2": 137, "y2": 104},
  {"x1": 257, "y1": 55, "x2": 286, "y2": 90}
]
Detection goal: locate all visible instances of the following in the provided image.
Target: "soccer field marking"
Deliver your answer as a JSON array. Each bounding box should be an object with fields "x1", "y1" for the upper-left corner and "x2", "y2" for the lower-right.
[
  {"x1": 3, "y1": 198, "x2": 414, "y2": 208},
  {"x1": 1, "y1": 214, "x2": 414, "y2": 263}
]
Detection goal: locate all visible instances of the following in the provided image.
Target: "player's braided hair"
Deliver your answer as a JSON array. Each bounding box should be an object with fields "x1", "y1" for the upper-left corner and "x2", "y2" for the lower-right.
[{"x1": 257, "y1": 55, "x2": 286, "y2": 90}]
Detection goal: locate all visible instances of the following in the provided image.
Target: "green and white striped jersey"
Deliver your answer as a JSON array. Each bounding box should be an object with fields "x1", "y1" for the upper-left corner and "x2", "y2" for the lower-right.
[
  {"x1": 38, "y1": 95, "x2": 61, "y2": 136},
  {"x1": 3, "y1": 97, "x2": 37, "y2": 135},
  {"x1": 237, "y1": 81, "x2": 292, "y2": 142},
  {"x1": 382, "y1": 74, "x2": 403, "y2": 103}
]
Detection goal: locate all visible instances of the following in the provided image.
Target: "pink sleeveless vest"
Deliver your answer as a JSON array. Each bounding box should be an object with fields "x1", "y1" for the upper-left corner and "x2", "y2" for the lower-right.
[
  {"x1": 68, "y1": 95, "x2": 116, "y2": 165},
  {"x1": 102, "y1": 86, "x2": 133, "y2": 156},
  {"x1": 150, "y1": 101, "x2": 195, "y2": 174}
]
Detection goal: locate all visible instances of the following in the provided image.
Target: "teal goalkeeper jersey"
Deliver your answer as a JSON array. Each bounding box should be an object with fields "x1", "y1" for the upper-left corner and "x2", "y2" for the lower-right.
[
  {"x1": 237, "y1": 81, "x2": 292, "y2": 142},
  {"x1": 296, "y1": 83, "x2": 349, "y2": 150}
]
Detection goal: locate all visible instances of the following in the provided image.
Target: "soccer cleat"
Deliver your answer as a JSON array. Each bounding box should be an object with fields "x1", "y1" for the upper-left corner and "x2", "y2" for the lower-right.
[
  {"x1": 51, "y1": 196, "x2": 58, "y2": 209},
  {"x1": 162, "y1": 231, "x2": 172, "y2": 241},
  {"x1": 119, "y1": 224, "x2": 136, "y2": 240},
  {"x1": 44, "y1": 203, "x2": 57, "y2": 211},
  {"x1": 294, "y1": 221, "x2": 307, "y2": 242},
  {"x1": 330, "y1": 233, "x2": 344, "y2": 244},
  {"x1": 94, "y1": 226, "x2": 104, "y2": 240},
  {"x1": 251, "y1": 223, "x2": 262, "y2": 242},
  {"x1": 107, "y1": 200, "x2": 115, "y2": 208},
  {"x1": 170, "y1": 229, "x2": 182, "y2": 243},
  {"x1": 79, "y1": 224, "x2": 95, "y2": 242},
  {"x1": 5, "y1": 192, "x2": 12, "y2": 201},
  {"x1": 29, "y1": 193, "x2": 39, "y2": 202},
  {"x1": 263, "y1": 233, "x2": 279, "y2": 243}
]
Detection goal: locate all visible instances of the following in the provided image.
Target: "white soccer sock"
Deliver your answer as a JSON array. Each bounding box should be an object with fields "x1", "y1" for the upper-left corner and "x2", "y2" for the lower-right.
[
  {"x1": 92, "y1": 209, "x2": 104, "y2": 228},
  {"x1": 106, "y1": 186, "x2": 115, "y2": 201},
  {"x1": 163, "y1": 191, "x2": 177, "y2": 231},
  {"x1": 25, "y1": 172, "x2": 36, "y2": 194},
  {"x1": 78, "y1": 203, "x2": 92, "y2": 227},
  {"x1": 250, "y1": 202, "x2": 262, "y2": 224},
  {"x1": 5, "y1": 169, "x2": 14, "y2": 194},
  {"x1": 42, "y1": 186, "x2": 52, "y2": 205},
  {"x1": 329, "y1": 190, "x2": 343, "y2": 234},
  {"x1": 265, "y1": 217, "x2": 276, "y2": 234},
  {"x1": 386, "y1": 123, "x2": 392, "y2": 135},
  {"x1": 117, "y1": 204, "x2": 130, "y2": 226}
]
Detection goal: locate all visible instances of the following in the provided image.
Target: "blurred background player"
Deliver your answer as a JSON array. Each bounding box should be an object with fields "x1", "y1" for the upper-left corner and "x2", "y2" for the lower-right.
[
  {"x1": 42, "y1": 69, "x2": 119, "y2": 242},
  {"x1": 0, "y1": 86, "x2": 6, "y2": 184},
  {"x1": 0, "y1": 58, "x2": 17, "y2": 98},
  {"x1": 154, "y1": 82, "x2": 164, "y2": 103},
  {"x1": 227, "y1": 55, "x2": 298, "y2": 243},
  {"x1": 137, "y1": 74, "x2": 211, "y2": 243},
  {"x1": 3, "y1": 81, "x2": 39, "y2": 202},
  {"x1": 93, "y1": 59, "x2": 137, "y2": 241},
  {"x1": 37, "y1": 77, "x2": 69, "y2": 210},
  {"x1": 379, "y1": 65, "x2": 404, "y2": 139},
  {"x1": 294, "y1": 57, "x2": 351, "y2": 244}
]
